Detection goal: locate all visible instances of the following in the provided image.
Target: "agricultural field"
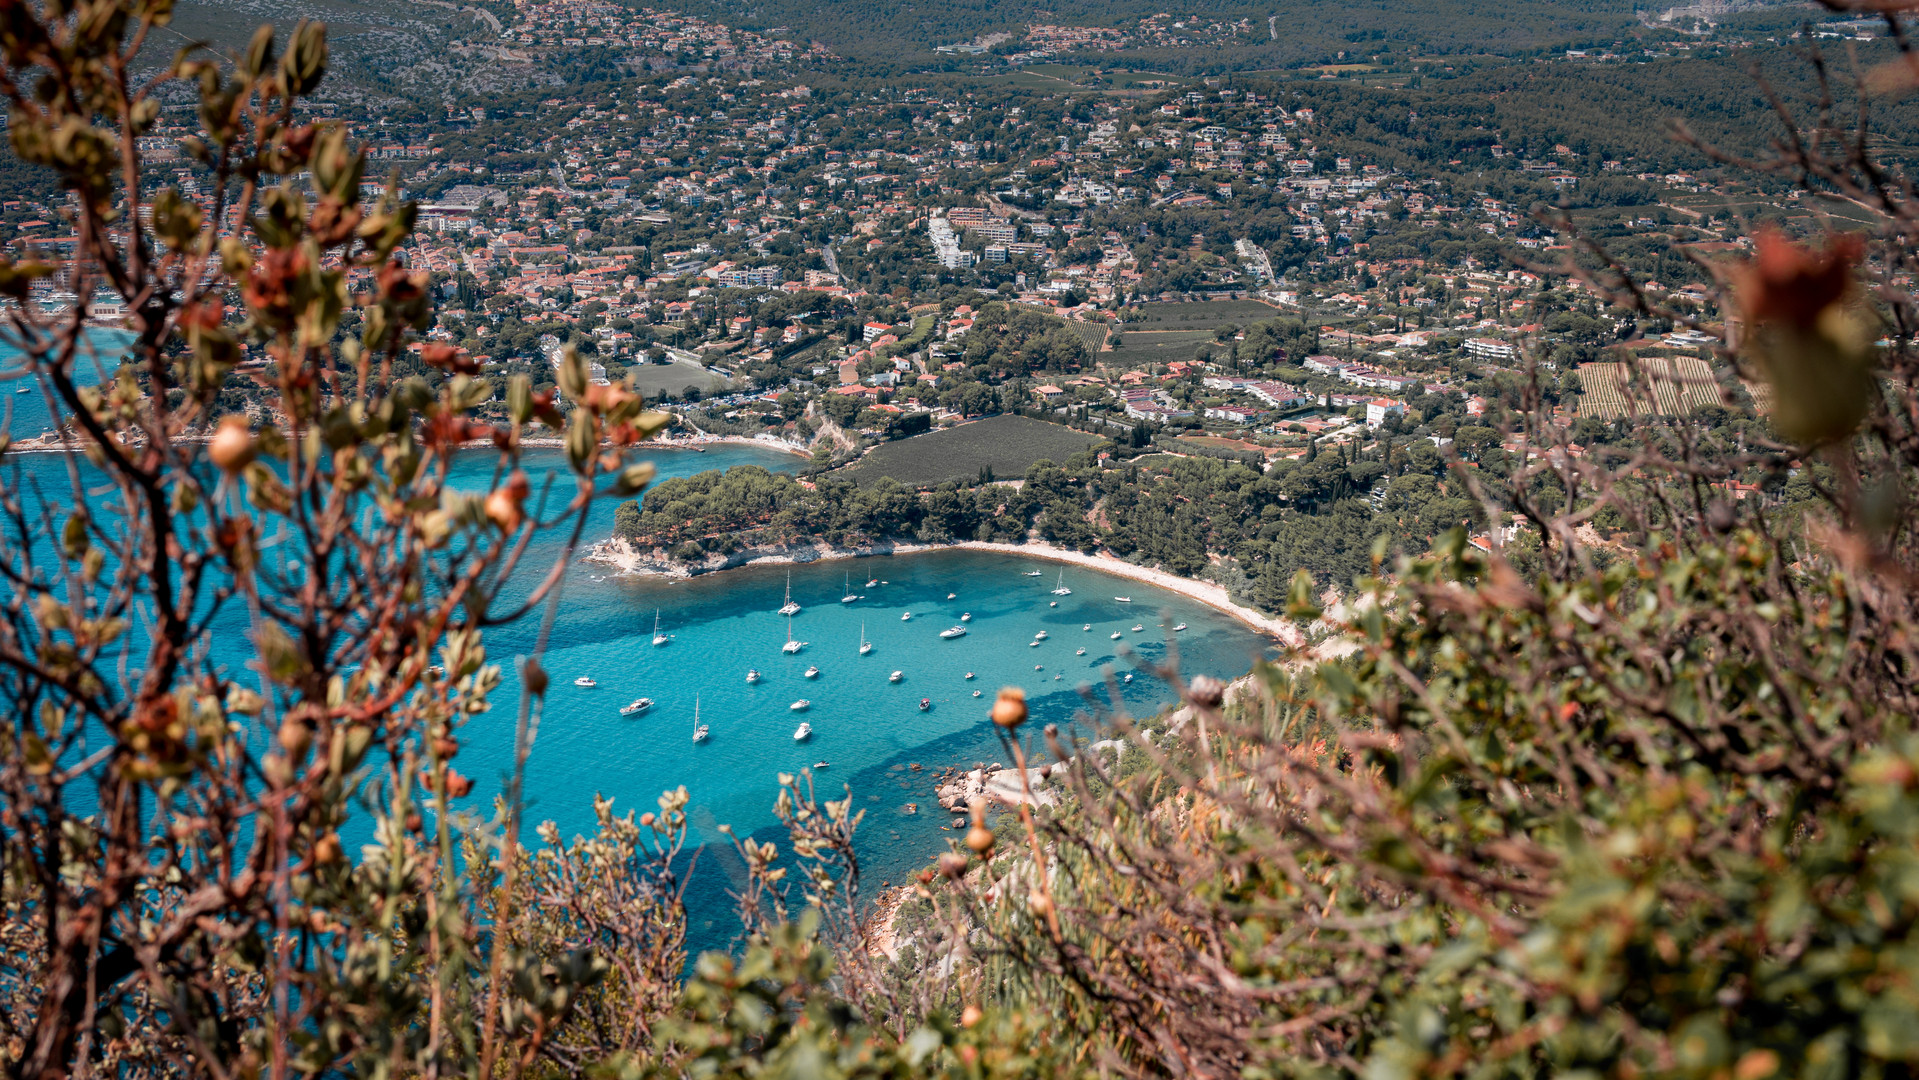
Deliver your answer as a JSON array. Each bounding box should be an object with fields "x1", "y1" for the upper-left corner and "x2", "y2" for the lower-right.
[
  {"x1": 1171, "y1": 434, "x2": 1275, "y2": 456},
  {"x1": 1123, "y1": 299, "x2": 1281, "y2": 330},
  {"x1": 1103, "y1": 329, "x2": 1220, "y2": 368},
  {"x1": 1576, "y1": 356, "x2": 1719, "y2": 419},
  {"x1": 1074, "y1": 322, "x2": 1112, "y2": 352},
  {"x1": 837, "y1": 414, "x2": 1101, "y2": 489},
  {"x1": 627, "y1": 359, "x2": 731, "y2": 400}
]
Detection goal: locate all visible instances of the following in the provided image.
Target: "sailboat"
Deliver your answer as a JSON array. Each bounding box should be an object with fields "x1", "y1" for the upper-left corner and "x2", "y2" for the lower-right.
[
  {"x1": 1051, "y1": 569, "x2": 1071, "y2": 596},
  {"x1": 782, "y1": 616, "x2": 806, "y2": 654},
  {"x1": 778, "y1": 572, "x2": 801, "y2": 616},
  {"x1": 858, "y1": 622, "x2": 873, "y2": 656},
  {"x1": 841, "y1": 573, "x2": 860, "y2": 603},
  {"x1": 692, "y1": 696, "x2": 708, "y2": 742},
  {"x1": 652, "y1": 609, "x2": 670, "y2": 646}
]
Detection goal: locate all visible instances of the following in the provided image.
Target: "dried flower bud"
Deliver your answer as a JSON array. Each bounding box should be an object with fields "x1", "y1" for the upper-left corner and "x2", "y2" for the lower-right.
[
  {"x1": 1187, "y1": 675, "x2": 1225, "y2": 709},
  {"x1": 208, "y1": 416, "x2": 256, "y2": 473},
  {"x1": 523, "y1": 658, "x2": 549, "y2": 697},
  {"x1": 278, "y1": 719, "x2": 311, "y2": 759},
  {"x1": 990, "y1": 687, "x2": 1027, "y2": 729},
  {"x1": 965, "y1": 825, "x2": 995, "y2": 854},
  {"x1": 1027, "y1": 888, "x2": 1054, "y2": 917},
  {"x1": 640, "y1": 812, "x2": 656, "y2": 827},
  {"x1": 484, "y1": 485, "x2": 524, "y2": 533},
  {"x1": 960, "y1": 1004, "x2": 983, "y2": 1028},
  {"x1": 938, "y1": 851, "x2": 969, "y2": 879},
  {"x1": 444, "y1": 770, "x2": 473, "y2": 798},
  {"x1": 431, "y1": 736, "x2": 459, "y2": 760},
  {"x1": 312, "y1": 832, "x2": 342, "y2": 865}
]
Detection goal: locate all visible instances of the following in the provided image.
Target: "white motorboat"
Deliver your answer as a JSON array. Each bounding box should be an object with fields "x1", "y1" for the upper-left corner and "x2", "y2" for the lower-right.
[
  {"x1": 692, "y1": 696, "x2": 708, "y2": 742},
  {"x1": 747, "y1": 669, "x2": 761, "y2": 683},
  {"x1": 1124, "y1": 673, "x2": 1134, "y2": 683},
  {"x1": 1115, "y1": 596, "x2": 1132, "y2": 603},
  {"x1": 1034, "y1": 630, "x2": 1048, "y2": 640},
  {"x1": 574, "y1": 676, "x2": 597, "y2": 687},
  {"x1": 1051, "y1": 569, "x2": 1071, "y2": 596},
  {"x1": 790, "y1": 700, "x2": 810, "y2": 711},
  {"x1": 859, "y1": 622, "x2": 873, "y2": 656},
  {"x1": 973, "y1": 689, "x2": 982, "y2": 697},
  {"x1": 778, "y1": 571, "x2": 801, "y2": 616},
  {"x1": 889, "y1": 670, "x2": 903, "y2": 683},
  {"x1": 1083, "y1": 624, "x2": 1092, "y2": 631},
  {"x1": 782, "y1": 617, "x2": 806, "y2": 654},
  {"x1": 1132, "y1": 624, "x2": 1144, "y2": 632},
  {"x1": 866, "y1": 579, "x2": 880, "y2": 588},
  {"x1": 964, "y1": 671, "x2": 975, "y2": 680},
  {"x1": 804, "y1": 665, "x2": 819, "y2": 679},
  {"x1": 651, "y1": 609, "x2": 670, "y2": 647},
  {"x1": 940, "y1": 626, "x2": 968, "y2": 639},
  {"x1": 960, "y1": 612, "x2": 971, "y2": 622},
  {"x1": 1029, "y1": 640, "x2": 1041, "y2": 647},
  {"x1": 814, "y1": 761, "x2": 830, "y2": 769},
  {"x1": 918, "y1": 697, "x2": 931, "y2": 711},
  {"x1": 842, "y1": 573, "x2": 859, "y2": 604},
  {"x1": 1077, "y1": 647, "x2": 1086, "y2": 656},
  {"x1": 900, "y1": 611, "x2": 912, "y2": 621},
  {"x1": 1173, "y1": 623, "x2": 1188, "y2": 631},
  {"x1": 793, "y1": 722, "x2": 812, "y2": 741},
  {"x1": 1111, "y1": 632, "x2": 1123, "y2": 640},
  {"x1": 1050, "y1": 601, "x2": 1058, "y2": 607},
  {"x1": 947, "y1": 592, "x2": 956, "y2": 599},
  {"x1": 1024, "y1": 571, "x2": 1044, "y2": 577},
  {"x1": 620, "y1": 697, "x2": 653, "y2": 715}
]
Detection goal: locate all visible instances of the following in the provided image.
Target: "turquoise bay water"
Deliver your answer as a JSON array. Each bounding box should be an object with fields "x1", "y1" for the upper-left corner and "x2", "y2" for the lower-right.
[
  {"x1": 478, "y1": 547, "x2": 1272, "y2": 936},
  {"x1": 4, "y1": 379, "x2": 1274, "y2": 951}
]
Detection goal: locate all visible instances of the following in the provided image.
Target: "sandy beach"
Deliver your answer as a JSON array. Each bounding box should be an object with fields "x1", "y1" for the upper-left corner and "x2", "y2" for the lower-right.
[
  {"x1": 0, "y1": 427, "x2": 812, "y2": 459},
  {"x1": 584, "y1": 535, "x2": 1303, "y2": 645}
]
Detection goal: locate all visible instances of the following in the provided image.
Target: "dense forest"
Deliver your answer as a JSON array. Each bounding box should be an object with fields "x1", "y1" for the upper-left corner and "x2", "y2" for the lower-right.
[{"x1": 673, "y1": 0, "x2": 1645, "y2": 72}]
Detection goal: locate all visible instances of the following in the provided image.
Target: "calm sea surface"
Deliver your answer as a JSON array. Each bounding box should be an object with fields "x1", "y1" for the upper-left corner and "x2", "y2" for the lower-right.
[{"x1": 3, "y1": 348, "x2": 1275, "y2": 952}]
